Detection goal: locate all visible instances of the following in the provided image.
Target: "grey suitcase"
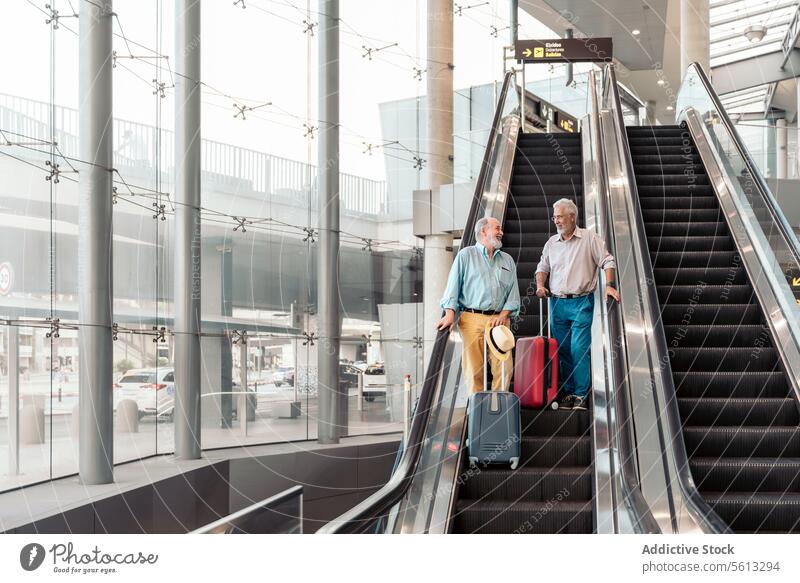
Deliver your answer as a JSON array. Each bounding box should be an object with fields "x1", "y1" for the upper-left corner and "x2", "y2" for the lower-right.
[{"x1": 466, "y1": 335, "x2": 521, "y2": 469}]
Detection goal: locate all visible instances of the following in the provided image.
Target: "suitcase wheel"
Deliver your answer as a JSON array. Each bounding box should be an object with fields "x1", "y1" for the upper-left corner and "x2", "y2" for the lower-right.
[
  {"x1": 550, "y1": 401, "x2": 559, "y2": 410},
  {"x1": 510, "y1": 457, "x2": 519, "y2": 470},
  {"x1": 469, "y1": 456, "x2": 479, "y2": 468}
]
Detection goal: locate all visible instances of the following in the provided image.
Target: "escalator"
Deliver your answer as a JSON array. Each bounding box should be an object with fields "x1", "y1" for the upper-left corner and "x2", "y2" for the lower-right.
[
  {"x1": 627, "y1": 122, "x2": 800, "y2": 533},
  {"x1": 451, "y1": 131, "x2": 594, "y2": 533}
]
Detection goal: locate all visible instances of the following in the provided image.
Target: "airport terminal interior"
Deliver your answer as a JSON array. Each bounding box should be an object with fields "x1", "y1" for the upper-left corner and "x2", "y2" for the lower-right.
[{"x1": 2, "y1": 0, "x2": 800, "y2": 534}]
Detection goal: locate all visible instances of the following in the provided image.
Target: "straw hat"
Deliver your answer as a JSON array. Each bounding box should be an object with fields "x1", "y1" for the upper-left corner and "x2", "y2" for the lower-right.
[{"x1": 484, "y1": 323, "x2": 515, "y2": 362}]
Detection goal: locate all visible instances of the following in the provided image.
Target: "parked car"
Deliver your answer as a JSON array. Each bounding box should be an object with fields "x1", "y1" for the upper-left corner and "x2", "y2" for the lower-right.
[
  {"x1": 113, "y1": 368, "x2": 175, "y2": 419},
  {"x1": 362, "y1": 364, "x2": 388, "y2": 402},
  {"x1": 114, "y1": 368, "x2": 256, "y2": 422},
  {"x1": 273, "y1": 366, "x2": 295, "y2": 387},
  {"x1": 340, "y1": 363, "x2": 360, "y2": 389}
]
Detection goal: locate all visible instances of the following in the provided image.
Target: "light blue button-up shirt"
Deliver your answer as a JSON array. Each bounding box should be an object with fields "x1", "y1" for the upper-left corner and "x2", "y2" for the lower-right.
[{"x1": 439, "y1": 242, "x2": 521, "y2": 318}]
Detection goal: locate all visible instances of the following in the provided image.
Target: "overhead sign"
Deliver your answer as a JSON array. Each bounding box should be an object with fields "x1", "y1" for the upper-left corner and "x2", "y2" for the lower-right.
[
  {"x1": 516, "y1": 38, "x2": 613, "y2": 63},
  {"x1": 556, "y1": 112, "x2": 577, "y2": 133}
]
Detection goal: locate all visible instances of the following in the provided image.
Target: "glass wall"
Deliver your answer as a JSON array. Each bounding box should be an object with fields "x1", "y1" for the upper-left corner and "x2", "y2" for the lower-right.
[{"x1": 0, "y1": 0, "x2": 574, "y2": 490}]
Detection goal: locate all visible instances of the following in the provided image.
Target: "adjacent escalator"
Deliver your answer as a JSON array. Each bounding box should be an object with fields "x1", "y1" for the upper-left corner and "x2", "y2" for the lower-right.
[
  {"x1": 451, "y1": 131, "x2": 594, "y2": 534},
  {"x1": 627, "y1": 123, "x2": 800, "y2": 533}
]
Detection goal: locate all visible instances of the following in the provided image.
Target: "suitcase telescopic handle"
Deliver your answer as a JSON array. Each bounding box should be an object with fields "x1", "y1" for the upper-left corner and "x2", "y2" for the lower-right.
[{"x1": 539, "y1": 295, "x2": 550, "y2": 337}]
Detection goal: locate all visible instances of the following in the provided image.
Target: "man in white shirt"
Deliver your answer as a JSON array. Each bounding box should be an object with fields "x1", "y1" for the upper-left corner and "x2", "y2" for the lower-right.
[{"x1": 535, "y1": 198, "x2": 619, "y2": 410}]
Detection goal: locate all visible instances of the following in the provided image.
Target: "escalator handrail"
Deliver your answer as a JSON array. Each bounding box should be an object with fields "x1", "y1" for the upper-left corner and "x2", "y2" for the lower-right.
[
  {"x1": 587, "y1": 68, "x2": 660, "y2": 533},
  {"x1": 682, "y1": 62, "x2": 800, "y2": 270},
  {"x1": 603, "y1": 65, "x2": 731, "y2": 533},
  {"x1": 317, "y1": 71, "x2": 516, "y2": 534}
]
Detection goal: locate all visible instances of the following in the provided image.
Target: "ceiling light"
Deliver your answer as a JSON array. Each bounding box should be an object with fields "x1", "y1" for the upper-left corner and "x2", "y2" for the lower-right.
[
  {"x1": 743, "y1": 24, "x2": 767, "y2": 43},
  {"x1": 666, "y1": 105, "x2": 674, "y2": 111},
  {"x1": 632, "y1": 29, "x2": 640, "y2": 36},
  {"x1": 657, "y1": 79, "x2": 665, "y2": 86}
]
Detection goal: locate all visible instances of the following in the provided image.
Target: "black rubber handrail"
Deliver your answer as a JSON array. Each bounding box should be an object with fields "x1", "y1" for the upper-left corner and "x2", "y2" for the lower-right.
[
  {"x1": 683, "y1": 62, "x2": 800, "y2": 270},
  {"x1": 317, "y1": 71, "x2": 516, "y2": 534},
  {"x1": 605, "y1": 64, "x2": 730, "y2": 533}
]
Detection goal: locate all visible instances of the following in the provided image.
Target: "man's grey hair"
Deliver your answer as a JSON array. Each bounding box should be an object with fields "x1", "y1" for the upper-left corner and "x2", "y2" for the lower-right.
[
  {"x1": 474, "y1": 216, "x2": 492, "y2": 241},
  {"x1": 553, "y1": 198, "x2": 578, "y2": 217}
]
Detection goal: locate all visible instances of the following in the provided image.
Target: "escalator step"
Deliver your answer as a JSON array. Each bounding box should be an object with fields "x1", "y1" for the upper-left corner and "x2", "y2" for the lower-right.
[
  {"x1": 629, "y1": 136, "x2": 692, "y2": 147},
  {"x1": 507, "y1": 186, "x2": 584, "y2": 200},
  {"x1": 518, "y1": 436, "x2": 591, "y2": 467},
  {"x1": 511, "y1": 174, "x2": 582, "y2": 186},
  {"x1": 663, "y1": 325, "x2": 769, "y2": 348},
  {"x1": 669, "y1": 347, "x2": 780, "y2": 373},
  {"x1": 647, "y1": 236, "x2": 735, "y2": 252},
  {"x1": 677, "y1": 398, "x2": 799, "y2": 426},
  {"x1": 453, "y1": 499, "x2": 593, "y2": 534},
  {"x1": 512, "y1": 163, "x2": 582, "y2": 175},
  {"x1": 631, "y1": 154, "x2": 702, "y2": 165},
  {"x1": 639, "y1": 196, "x2": 719, "y2": 209},
  {"x1": 673, "y1": 372, "x2": 790, "y2": 399},
  {"x1": 650, "y1": 251, "x2": 740, "y2": 268},
  {"x1": 632, "y1": 163, "x2": 706, "y2": 174},
  {"x1": 521, "y1": 408, "x2": 590, "y2": 437},
  {"x1": 502, "y1": 219, "x2": 554, "y2": 235},
  {"x1": 511, "y1": 247, "x2": 555, "y2": 264},
  {"x1": 510, "y1": 313, "x2": 546, "y2": 338},
  {"x1": 659, "y1": 303, "x2": 762, "y2": 324},
  {"x1": 691, "y1": 458, "x2": 800, "y2": 493},
  {"x1": 641, "y1": 208, "x2": 725, "y2": 222},
  {"x1": 657, "y1": 284, "x2": 754, "y2": 304},
  {"x1": 457, "y1": 466, "x2": 592, "y2": 502},
  {"x1": 503, "y1": 233, "x2": 553, "y2": 249},
  {"x1": 636, "y1": 184, "x2": 714, "y2": 196},
  {"x1": 635, "y1": 174, "x2": 710, "y2": 187},
  {"x1": 506, "y1": 206, "x2": 560, "y2": 221},
  {"x1": 703, "y1": 493, "x2": 800, "y2": 532},
  {"x1": 515, "y1": 147, "x2": 581, "y2": 159},
  {"x1": 653, "y1": 266, "x2": 745, "y2": 284},
  {"x1": 684, "y1": 426, "x2": 800, "y2": 457},
  {"x1": 628, "y1": 145, "x2": 694, "y2": 156},
  {"x1": 646, "y1": 222, "x2": 730, "y2": 237}
]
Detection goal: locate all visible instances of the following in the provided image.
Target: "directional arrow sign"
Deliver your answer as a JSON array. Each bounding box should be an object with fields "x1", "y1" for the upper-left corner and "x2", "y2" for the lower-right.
[
  {"x1": 793, "y1": 277, "x2": 800, "y2": 287},
  {"x1": 515, "y1": 38, "x2": 613, "y2": 63}
]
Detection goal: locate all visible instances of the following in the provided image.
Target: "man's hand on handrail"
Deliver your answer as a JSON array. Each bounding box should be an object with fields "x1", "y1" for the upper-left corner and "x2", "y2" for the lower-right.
[{"x1": 436, "y1": 309, "x2": 456, "y2": 331}]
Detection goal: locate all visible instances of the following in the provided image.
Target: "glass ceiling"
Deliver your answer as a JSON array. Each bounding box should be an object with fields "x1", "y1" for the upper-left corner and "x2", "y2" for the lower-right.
[
  {"x1": 719, "y1": 83, "x2": 774, "y2": 114},
  {"x1": 710, "y1": 0, "x2": 799, "y2": 67}
]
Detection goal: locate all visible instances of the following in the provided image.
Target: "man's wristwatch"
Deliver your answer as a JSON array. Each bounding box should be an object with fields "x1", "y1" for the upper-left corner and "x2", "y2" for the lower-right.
[{"x1": 607, "y1": 281, "x2": 617, "y2": 289}]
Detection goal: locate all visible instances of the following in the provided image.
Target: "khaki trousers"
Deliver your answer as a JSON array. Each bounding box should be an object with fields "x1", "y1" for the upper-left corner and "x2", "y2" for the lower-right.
[{"x1": 458, "y1": 311, "x2": 513, "y2": 394}]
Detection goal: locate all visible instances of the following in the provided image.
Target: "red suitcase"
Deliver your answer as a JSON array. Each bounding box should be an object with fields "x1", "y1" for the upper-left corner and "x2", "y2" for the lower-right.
[{"x1": 514, "y1": 297, "x2": 558, "y2": 409}]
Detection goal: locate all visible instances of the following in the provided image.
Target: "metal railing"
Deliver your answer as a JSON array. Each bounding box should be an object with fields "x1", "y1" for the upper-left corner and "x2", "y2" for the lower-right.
[
  {"x1": 0, "y1": 93, "x2": 387, "y2": 217},
  {"x1": 191, "y1": 485, "x2": 303, "y2": 534}
]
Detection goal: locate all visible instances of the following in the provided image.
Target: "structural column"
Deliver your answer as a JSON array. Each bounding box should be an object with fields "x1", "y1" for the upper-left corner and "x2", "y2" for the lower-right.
[
  {"x1": 645, "y1": 100, "x2": 657, "y2": 125},
  {"x1": 777, "y1": 117, "x2": 788, "y2": 179},
  {"x1": 317, "y1": 0, "x2": 342, "y2": 444},
  {"x1": 509, "y1": 0, "x2": 518, "y2": 46},
  {"x1": 7, "y1": 325, "x2": 19, "y2": 475},
  {"x1": 680, "y1": 0, "x2": 710, "y2": 75},
  {"x1": 78, "y1": 0, "x2": 114, "y2": 485},
  {"x1": 174, "y1": 0, "x2": 202, "y2": 459},
  {"x1": 423, "y1": 0, "x2": 455, "y2": 368}
]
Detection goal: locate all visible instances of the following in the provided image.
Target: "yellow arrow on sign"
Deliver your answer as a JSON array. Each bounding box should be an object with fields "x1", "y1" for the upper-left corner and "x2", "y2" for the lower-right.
[
  {"x1": 523, "y1": 48, "x2": 532, "y2": 58},
  {"x1": 793, "y1": 277, "x2": 800, "y2": 286}
]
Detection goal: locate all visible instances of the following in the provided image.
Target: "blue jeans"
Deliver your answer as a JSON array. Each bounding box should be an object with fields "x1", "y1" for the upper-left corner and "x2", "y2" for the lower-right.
[{"x1": 550, "y1": 294, "x2": 594, "y2": 398}]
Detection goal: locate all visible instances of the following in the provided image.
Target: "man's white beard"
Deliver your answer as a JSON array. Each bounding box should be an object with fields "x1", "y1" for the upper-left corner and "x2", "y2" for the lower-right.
[
  {"x1": 487, "y1": 235, "x2": 503, "y2": 249},
  {"x1": 557, "y1": 225, "x2": 575, "y2": 236}
]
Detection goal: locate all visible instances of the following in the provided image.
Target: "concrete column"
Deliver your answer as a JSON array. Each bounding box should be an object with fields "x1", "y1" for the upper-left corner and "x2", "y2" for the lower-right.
[
  {"x1": 8, "y1": 325, "x2": 19, "y2": 475},
  {"x1": 317, "y1": 0, "x2": 342, "y2": 444},
  {"x1": 646, "y1": 100, "x2": 657, "y2": 125},
  {"x1": 78, "y1": 0, "x2": 114, "y2": 485},
  {"x1": 423, "y1": 0, "x2": 455, "y2": 368},
  {"x1": 680, "y1": 0, "x2": 710, "y2": 76},
  {"x1": 777, "y1": 118, "x2": 788, "y2": 179},
  {"x1": 509, "y1": 0, "x2": 518, "y2": 46},
  {"x1": 174, "y1": 0, "x2": 202, "y2": 459}
]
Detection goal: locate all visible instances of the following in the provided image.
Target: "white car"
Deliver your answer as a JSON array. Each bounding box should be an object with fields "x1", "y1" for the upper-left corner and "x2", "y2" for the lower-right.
[
  {"x1": 114, "y1": 368, "x2": 175, "y2": 419},
  {"x1": 362, "y1": 364, "x2": 388, "y2": 402}
]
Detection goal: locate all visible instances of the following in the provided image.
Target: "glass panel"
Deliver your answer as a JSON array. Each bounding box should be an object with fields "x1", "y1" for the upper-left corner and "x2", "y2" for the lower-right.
[{"x1": 677, "y1": 64, "x2": 800, "y2": 307}]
